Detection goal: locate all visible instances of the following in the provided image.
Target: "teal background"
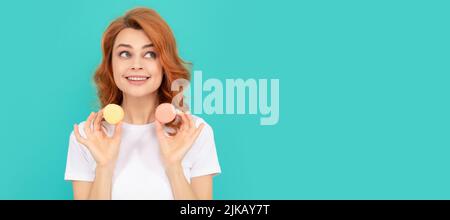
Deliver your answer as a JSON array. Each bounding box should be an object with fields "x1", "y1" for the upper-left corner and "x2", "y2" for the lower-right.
[{"x1": 0, "y1": 0, "x2": 449, "y2": 199}]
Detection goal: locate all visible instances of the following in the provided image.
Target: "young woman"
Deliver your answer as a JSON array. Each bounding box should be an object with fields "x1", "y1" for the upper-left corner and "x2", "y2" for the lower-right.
[{"x1": 64, "y1": 7, "x2": 221, "y2": 200}]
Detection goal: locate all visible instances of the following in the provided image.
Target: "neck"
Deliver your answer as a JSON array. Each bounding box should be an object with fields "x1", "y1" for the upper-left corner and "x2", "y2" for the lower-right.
[{"x1": 121, "y1": 93, "x2": 159, "y2": 125}]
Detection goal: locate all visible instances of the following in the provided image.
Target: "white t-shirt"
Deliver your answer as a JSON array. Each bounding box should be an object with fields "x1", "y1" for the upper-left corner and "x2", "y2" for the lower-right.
[{"x1": 64, "y1": 115, "x2": 221, "y2": 200}]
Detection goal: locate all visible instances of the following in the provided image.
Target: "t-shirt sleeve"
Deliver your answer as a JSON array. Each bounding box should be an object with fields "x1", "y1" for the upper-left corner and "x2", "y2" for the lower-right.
[
  {"x1": 64, "y1": 125, "x2": 96, "y2": 182},
  {"x1": 190, "y1": 122, "x2": 222, "y2": 178}
]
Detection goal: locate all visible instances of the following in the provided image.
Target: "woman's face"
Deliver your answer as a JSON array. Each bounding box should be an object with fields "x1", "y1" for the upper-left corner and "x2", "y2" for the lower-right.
[{"x1": 112, "y1": 28, "x2": 163, "y2": 98}]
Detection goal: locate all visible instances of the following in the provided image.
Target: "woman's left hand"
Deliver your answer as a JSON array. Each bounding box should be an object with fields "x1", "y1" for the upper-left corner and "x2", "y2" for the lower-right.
[{"x1": 155, "y1": 112, "x2": 205, "y2": 169}]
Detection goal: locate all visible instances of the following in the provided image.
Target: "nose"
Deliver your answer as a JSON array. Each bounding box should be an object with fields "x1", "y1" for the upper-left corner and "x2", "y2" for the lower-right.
[
  {"x1": 131, "y1": 57, "x2": 143, "y2": 70},
  {"x1": 131, "y1": 66, "x2": 143, "y2": 70}
]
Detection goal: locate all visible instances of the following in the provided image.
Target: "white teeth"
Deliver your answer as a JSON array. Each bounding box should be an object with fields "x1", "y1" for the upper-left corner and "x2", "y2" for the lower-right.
[{"x1": 127, "y1": 77, "x2": 148, "y2": 81}]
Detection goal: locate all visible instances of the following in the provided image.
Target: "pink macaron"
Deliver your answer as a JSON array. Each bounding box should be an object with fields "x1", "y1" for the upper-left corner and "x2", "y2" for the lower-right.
[{"x1": 155, "y1": 103, "x2": 177, "y2": 124}]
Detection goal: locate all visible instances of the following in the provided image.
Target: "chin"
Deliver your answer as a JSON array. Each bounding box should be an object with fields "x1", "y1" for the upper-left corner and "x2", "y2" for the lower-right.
[{"x1": 122, "y1": 89, "x2": 157, "y2": 98}]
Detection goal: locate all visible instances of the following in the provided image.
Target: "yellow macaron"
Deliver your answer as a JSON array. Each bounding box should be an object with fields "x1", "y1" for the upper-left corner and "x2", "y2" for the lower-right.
[{"x1": 103, "y1": 104, "x2": 124, "y2": 125}]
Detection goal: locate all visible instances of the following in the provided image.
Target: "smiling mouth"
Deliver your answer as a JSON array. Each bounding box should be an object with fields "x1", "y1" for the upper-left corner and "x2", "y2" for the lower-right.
[{"x1": 125, "y1": 75, "x2": 151, "y2": 81}]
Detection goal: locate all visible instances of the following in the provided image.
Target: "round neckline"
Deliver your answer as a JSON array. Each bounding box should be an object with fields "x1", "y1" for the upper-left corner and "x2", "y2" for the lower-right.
[{"x1": 121, "y1": 121, "x2": 155, "y2": 129}]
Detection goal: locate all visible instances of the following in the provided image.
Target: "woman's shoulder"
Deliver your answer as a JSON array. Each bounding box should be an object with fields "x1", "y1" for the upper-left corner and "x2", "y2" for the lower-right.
[
  {"x1": 190, "y1": 114, "x2": 213, "y2": 132},
  {"x1": 183, "y1": 114, "x2": 219, "y2": 166},
  {"x1": 188, "y1": 114, "x2": 217, "y2": 145}
]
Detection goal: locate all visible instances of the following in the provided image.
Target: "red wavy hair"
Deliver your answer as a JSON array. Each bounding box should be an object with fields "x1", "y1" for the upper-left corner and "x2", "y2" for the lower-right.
[{"x1": 93, "y1": 7, "x2": 190, "y2": 128}]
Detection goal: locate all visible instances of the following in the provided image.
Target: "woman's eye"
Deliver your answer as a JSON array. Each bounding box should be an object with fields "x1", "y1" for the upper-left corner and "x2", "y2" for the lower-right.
[
  {"x1": 144, "y1": 51, "x2": 156, "y2": 59},
  {"x1": 119, "y1": 51, "x2": 131, "y2": 58}
]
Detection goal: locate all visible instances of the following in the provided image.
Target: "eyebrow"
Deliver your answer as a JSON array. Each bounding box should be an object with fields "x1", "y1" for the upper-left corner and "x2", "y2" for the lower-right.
[{"x1": 116, "y1": 43, "x2": 154, "y2": 49}]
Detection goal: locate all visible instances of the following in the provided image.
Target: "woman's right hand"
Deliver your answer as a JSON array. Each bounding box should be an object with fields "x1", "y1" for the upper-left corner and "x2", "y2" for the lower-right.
[{"x1": 73, "y1": 110, "x2": 123, "y2": 169}]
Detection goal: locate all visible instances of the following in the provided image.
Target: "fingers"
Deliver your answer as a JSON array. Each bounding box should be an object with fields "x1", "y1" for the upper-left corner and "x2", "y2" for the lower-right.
[
  {"x1": 84, "y1": 112, "x2": 95, "y2": 138},
  {"x1": 192, "y1": 123, "x2": 205, "y2": 141},
  {"x1": 101, "y1": 125, "x2": 108, "y2": 135},
  {"x1": 179, "y1": 112, "x2": 190, "y2": 131},
  {"x1": 73, "y1": 124, "x2": 88, "y2": 146},
  {"x1": 185, "y1": 112, "x2": 196, "y2": 130},
  {"x1": 93, "y1": 109, "x2": 104, "y2": 133},
  {"x1": 155, "y1": 120, "x2": 167, "y2": 140}
]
